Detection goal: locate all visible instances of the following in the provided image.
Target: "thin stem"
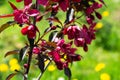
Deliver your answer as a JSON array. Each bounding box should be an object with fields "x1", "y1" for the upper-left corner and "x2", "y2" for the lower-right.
[
  {"x1": 24, "y1": 0, "x2": 39, "y2": 79},
  {"x1": 37, "y1": 60, "x2": 52, "y2": 80},
  {"x1": 35, "y1": 30, "x2": 51, "y2": 44},
  {"x1": 24, "y1": 38, "x2": 34, "y2": 80}
]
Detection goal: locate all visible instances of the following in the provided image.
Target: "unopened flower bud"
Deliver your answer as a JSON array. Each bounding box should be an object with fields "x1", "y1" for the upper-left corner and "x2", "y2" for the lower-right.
[{"x1": 24, "y1": 63, "x2": 28, "y2": 69}]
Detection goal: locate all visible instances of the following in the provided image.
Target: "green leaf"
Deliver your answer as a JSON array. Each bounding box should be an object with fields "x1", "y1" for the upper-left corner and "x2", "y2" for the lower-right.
[
  {"x1": 6, "y1": 73, "x2": 17, "y2": 80},
  {"x1": 64, "y1": 68, "x2": 72, "y2": 80},
  {"x1": 0, "y1": 21, "x2": 16, "y2": 33},
  {"x1": 4, "y1": 50, "x2": 19, "y2": 57},
  {"x1": 19, "y1": 46, "x2": 29, "y2": 61}
]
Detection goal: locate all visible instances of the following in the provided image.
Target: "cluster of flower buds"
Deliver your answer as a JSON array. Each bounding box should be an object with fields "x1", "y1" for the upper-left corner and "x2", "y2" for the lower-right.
[{"x1": 0, "y1": 0, "x2": 105, "y2": 79}]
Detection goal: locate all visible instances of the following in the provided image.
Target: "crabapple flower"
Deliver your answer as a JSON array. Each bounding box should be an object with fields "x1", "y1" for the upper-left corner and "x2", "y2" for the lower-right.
[
  {"x1": 33, "y1": 47, "x2": 41, "y2": 54},
  {"x1": 64, "y1": 25, "x2": 80, "y2": 40},
  {"x1": 48, "y1": 39, "x2": 81, "y2": 70},
  {"x1": 13, "y1": 4, "x2": 39, "y2": 24},
  {"x1": 8, "y1": 2, "x2": 39, "y2": 24},
  {"x1": 64, "y1": 24, "x2": 96, "y2": 51},
  {"x1": 21, "y1": 25, "x2": 37, "y2": 38}
]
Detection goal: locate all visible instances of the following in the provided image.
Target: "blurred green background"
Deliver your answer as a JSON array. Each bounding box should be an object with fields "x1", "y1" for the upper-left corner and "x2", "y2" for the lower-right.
[{"x1": 0, "y1": 0, "x2": 120, "y2": 80}]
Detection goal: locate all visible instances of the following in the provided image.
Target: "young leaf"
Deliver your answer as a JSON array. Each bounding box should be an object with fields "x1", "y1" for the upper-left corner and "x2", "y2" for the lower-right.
[
  {"x1": 44, "y1": 27, "x2": 51, "y2": 33},
  {"x1": 46, "y1": 42, "x2": 57, "y2": 48},
  {"x1": 64, "y1": 68, "x2": 72, "y2": 80},
  {"x1": 47, "y1": 17, "x2": 62, "y2": 26},
  {"x1": 49, "y1": 31, "x2": 58, "y2": 42},
  {"x1": 4, "y1": 50, "x2": 19, "y2": 57},
  {"x1": 0, "y1": 21, "x2": 16, "y2": 33},
  {"x1": 19, "y1": 46, "x2": 28, "y2": 61},
  {"x1": 8, "y1": 1, "x2": 18, "y2": 10},
  {"x1": 6, "y1": 73, "x2": 17, "y2": 80},
  {"x1": 38, "y1": 54, "x2": 45, "y2": 73}
]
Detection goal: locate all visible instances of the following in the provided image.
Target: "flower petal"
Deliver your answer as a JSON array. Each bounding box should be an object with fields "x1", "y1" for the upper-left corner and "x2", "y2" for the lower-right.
[{"x1": 27, "y1": 9, "x2": 40, "y2": 16}]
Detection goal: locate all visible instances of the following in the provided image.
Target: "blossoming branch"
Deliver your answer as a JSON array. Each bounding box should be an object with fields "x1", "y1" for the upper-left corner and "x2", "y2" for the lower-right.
[{"x1": 0, "y1": 0, "x2": 105, "y2": 80}]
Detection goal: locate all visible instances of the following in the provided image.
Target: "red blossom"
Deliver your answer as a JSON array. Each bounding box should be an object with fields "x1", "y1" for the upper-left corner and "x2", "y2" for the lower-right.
[
  {"x1": 64, "y1": 25, "x2": 80, "y2": 40},
  {"x1": 13, "y1": 4, "x2": 39, "y2": 24},
  {"x1": 33, "y1": 47, "x2": 41, "y2": 54},
  {"x1": 21, "y1": 25, "x2": 37, "y2": 38}
]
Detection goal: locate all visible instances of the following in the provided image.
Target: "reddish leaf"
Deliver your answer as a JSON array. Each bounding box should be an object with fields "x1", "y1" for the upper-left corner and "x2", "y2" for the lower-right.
[
  {"x1": 6, "y1": 73, "x2": 17, "y2": 80},
  {"x1": 8, "y1": 1, "x2": 18, "y2": 10},
  {"x1": 19, "y1": 46, "x2": 28, "y2": 61},
  {"x1": 47, "y1": 17, "x2": 62, "y2": 26},
  {"x1": 0, "y1": 21, "x2": 16, "y2": 33},
  {"x1": 64, "y1": 68, "x2": 72, "y2": 79},
  {"x1": 38, "y1": 54, "x2": 45, "y2": 73},
  {"x1": 49, "y1": 31, "x2": 58, "y2": 42},
  {"x1": 46, "y1": 42, "x2": 57, "y2": 48},
  {"x1": 27, "y1": 9, "x2": 40, "y2": 16},
  {"x1": 5, "y1": 50, "x2": 19, "y2": 57}
]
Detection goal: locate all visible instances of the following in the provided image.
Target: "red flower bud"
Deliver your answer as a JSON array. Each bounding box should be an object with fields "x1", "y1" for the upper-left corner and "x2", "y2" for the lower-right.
[
  {"x1": 33, "y1": 47, "x2": 40, "y2": 54},
  {"x1": 83, "y1": 44, "x2": 88, "y2": 52},
  {"x1": 21, "y1": 26, "x2": 28, "y2": 35},
  {"x1": 95, "y1": 12, "x2": 102, "y2": 19},
  {"x1": 24, "y1": 63, "x2": 28, "y2": 68},
  {"x1": 51, "y1": 26, "x2": 57, "y2": 30},
  {"x1": 21, "y1": 25, "x2": 37, "y2": 39}
]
